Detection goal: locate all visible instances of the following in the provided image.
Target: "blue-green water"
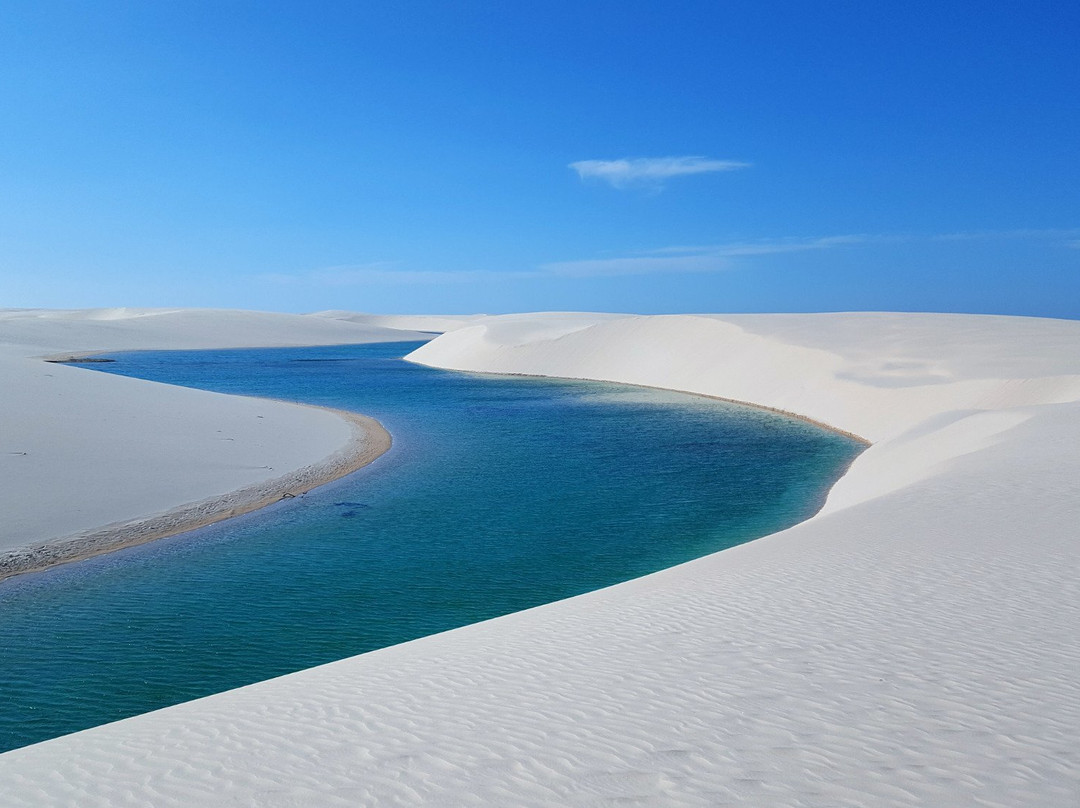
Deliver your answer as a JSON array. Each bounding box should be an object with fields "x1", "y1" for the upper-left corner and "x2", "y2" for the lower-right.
[{"x1": 0, "y1": 342, "x2": 862, "y2": 752}]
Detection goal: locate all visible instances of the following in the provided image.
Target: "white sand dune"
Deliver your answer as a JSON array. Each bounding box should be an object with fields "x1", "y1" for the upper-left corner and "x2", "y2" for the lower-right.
[
  {"x1": 2, "y1": 311, "x2": 1079, "y2": 806},
  {"x1": 0, "y1": 308, "x2": 429, "y2": 573},
  {"x1": 0, "y1": 306, "x2": 431, "y2": 356},
  {"x1": 310, "y1": 309, "x2": 487, "y2": 333}
]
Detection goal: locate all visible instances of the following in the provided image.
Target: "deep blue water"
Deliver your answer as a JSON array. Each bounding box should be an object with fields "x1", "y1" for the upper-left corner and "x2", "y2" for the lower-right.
[{"x1": 0, "y1": 342, "x2": 862, "y2": 752}]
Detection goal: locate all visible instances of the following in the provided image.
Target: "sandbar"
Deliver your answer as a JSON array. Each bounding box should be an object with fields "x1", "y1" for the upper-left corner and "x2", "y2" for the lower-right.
[{"x1": 0, "y1": 407, "x2": 389, "y2": 581}]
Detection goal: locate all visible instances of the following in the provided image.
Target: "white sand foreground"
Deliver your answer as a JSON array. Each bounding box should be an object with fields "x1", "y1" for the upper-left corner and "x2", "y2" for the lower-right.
[
  {"x1": 2, "y1": 311, "x2": 1079, "y2": 806},
  {"x1": 0, "y1": 308, "x2": 435, "y2": 576}
]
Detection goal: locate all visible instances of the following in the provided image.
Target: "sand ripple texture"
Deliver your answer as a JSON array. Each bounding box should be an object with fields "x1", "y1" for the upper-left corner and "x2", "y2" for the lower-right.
[{"x1": 2, "y1": 312, "x2": 1080, "y2": 806}]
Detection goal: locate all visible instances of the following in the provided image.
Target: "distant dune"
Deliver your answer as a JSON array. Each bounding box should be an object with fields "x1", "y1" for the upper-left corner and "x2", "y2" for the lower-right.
[{"x1": 310, "y1": 309, "x2": 486, "y2": 333}]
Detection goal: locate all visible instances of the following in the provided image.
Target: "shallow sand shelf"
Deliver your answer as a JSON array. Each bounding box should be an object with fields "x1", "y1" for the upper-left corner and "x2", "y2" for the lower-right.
[{"x1": 0, "y1": 308, "x2": 430, "y2": 568}]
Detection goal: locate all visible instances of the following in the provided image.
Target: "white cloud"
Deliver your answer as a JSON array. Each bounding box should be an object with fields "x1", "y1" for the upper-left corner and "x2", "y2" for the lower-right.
[{"x1": 569, "y1": 156, "x2": 750, "y2": 189}]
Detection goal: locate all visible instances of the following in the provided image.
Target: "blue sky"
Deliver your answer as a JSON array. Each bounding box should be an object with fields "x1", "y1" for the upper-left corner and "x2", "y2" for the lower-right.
[{"x1": 1, "y1": 1, "x2": 1077, "y2": 316}]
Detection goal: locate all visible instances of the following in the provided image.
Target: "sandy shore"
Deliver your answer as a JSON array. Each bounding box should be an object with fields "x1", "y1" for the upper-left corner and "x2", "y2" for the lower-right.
[
  {"x1": 0, "y1": 307, "x2": 433, "y2": 575},
  {"x1": 0, "y1": 408, "x2": 389, "y2": 581},
  {"x1": 2, "y1": 310, "x2": 1079, "y2": 806}
]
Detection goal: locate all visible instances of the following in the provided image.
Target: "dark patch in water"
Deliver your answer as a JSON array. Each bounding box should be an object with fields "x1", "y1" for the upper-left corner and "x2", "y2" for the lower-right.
[{"x1": 45, "y1": 357, "x2": 116, "y2": 364}]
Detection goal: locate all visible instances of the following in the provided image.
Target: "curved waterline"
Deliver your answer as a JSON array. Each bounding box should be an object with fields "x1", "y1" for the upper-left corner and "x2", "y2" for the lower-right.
[
  {"x1": 0, "y1": 342, "x2": 864, "y2": 752},
  {"x1": 0, "y1": 408, "x2": 390, "y2": 582},
  {"x1": 437, "y1": 366, "x2": 873, "y2": 447}
]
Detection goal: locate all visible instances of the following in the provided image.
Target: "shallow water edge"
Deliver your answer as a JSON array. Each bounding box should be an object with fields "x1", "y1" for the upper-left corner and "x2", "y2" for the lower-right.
[{"x1": 0, "y1": 404, "x2": 390, "y2": 582}]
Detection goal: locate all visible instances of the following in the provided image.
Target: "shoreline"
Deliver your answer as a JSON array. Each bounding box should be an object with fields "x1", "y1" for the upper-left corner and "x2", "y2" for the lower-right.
[
  {"x1": 0, "y1": 406, "x2": 391, "y2": 583},
  {"x1": 4, "y1": 311, "x2": 1079, "y2": 806},
  {"x1": 436, "y1": 366, "x2": 873, "y2": 446}
]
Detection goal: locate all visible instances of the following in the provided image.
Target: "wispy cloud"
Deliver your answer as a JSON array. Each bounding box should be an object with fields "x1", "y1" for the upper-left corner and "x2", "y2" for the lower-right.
[
  {"x1": 661, "y1": 234, "x2": 871, "y2": 256},
  {"x1": 545, "y1": 235, "x2": 867, "y2": 277},
  {"x1": 258, "y1": 228, "x2": 1077, "y2": 289},
  {"x1": 931, "y1": 227, "x2": 1080, "y2": 242},
  {"x1": 569, "y1": 156, "x2": 750, "y2": 189},
  {"x1": 260, "y1": 236, "x2": 865, "y2": 288}
]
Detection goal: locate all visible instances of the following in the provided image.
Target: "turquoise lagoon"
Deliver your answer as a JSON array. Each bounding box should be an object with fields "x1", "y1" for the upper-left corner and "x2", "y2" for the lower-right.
[{"x1": 0, "y1": 342, "x2": 862, "y2": 752}]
